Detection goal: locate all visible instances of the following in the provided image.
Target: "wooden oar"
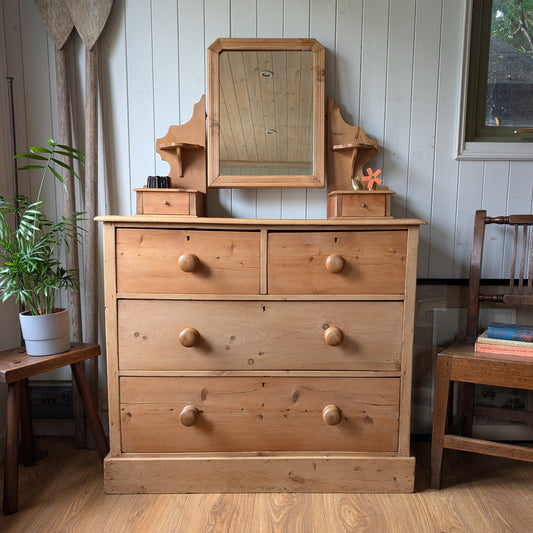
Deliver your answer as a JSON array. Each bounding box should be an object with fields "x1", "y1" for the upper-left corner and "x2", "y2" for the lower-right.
[
  {"x1": 34, "y1": 0, "x2": 87, "y2": 447},
  {"x1": 67, "y1": 0, "x2": 113, "y2": 447},
  {"x1": 67, "y1": 0, "x2": 112, "y2": 341},
  {"x1": 35, "y1": 1, "x2": 80, "y2": 338}
]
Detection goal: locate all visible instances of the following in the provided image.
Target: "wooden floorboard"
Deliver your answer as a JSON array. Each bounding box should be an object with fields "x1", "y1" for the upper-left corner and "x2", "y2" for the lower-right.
[{"x1": 1, "y1": 436, "x2": 533, "y2": 532}]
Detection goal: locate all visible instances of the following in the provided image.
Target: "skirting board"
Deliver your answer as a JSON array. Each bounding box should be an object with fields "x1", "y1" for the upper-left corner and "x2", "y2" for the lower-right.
[{"x1": 104, "y1": 454, "x2": 415, "y2": 493}]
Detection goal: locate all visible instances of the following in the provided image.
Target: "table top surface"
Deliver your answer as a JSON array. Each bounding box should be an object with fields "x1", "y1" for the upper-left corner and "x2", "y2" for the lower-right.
[
  {"x1": 96, "y1": 214, "x2": 426, "y2": 226},
  {"x1": 0, "y1": 343, "x2": 101, "y2": 384}
]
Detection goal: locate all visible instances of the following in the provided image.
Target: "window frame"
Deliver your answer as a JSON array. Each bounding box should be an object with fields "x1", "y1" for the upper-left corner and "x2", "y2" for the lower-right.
[{"x1": 457, "y1": 0, "x2": 533, "y2": 160}]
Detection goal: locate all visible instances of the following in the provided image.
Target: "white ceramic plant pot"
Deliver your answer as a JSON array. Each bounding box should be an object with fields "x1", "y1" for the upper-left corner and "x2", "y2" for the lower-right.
[{"x1": 19, "y1": 308, "x2": 71, "y2": 356}]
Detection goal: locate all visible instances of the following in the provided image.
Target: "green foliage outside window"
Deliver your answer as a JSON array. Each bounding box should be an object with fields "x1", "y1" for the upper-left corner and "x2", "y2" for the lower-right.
[
  {"x1": 491, "y1": 0, "x2": 533, "y2": 57},
  {"x1": 467, "y1": 0, "x2": 533, "y2": 141}
]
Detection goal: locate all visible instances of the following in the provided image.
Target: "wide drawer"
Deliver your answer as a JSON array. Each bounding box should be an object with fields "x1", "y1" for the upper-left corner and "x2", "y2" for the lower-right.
[
  {"x1": 116, "y1": 228, "x2": 260, "y2": 294},
  {"x1": 120, "y1": 376, "x2": 400, "y2": 453},
  {"x1": 268, "y1": 230, "x2": 407, "y2": 294},
  {"x1": 118, "y1": 299, "x2": 403, "y2": 371}
]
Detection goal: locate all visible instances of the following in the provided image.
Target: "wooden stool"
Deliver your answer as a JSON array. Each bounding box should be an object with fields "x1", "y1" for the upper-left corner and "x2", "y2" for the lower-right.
[{"x1": 0, "y1": 343, "x2": 109, "y2": 514}]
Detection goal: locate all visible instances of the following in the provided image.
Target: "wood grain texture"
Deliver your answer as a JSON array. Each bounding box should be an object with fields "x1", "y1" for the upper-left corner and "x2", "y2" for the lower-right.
[
  {"x1": 0, "y1": 343, "x2": 101, "y2": 384},
  {"x1": 398, "y1": 225, "x2": 420, "y2": 455},
  {"x1": 67, "y1": 0, "x2": 113, "y2": 50},
  {"x1": 97, "y1": 215, "x2": 425, "y2": 226},
  {"x1": 3, "y1": 437, "x2": 533, "y2": 531},
  {"x1": 119, "y1": 376, "x2": 400, "y2": 453},
  {"x1": 431, "y1": 344, "x2": 533, "y2": 489},
  {"x1": 155, "y1": 95, "x2": 206, "y2": 191},
  {"x1": 102, "y1": 217, "x2": 421, "y2": 493},
  {"x1": 35, "y1": 0, "x2": 74, "y2": 49},
  {"x1": 116, "y1": 228, "x2": 261, "y2": 294},
  {"x1": 327, "y1": 191, "x2": 393, "y2": 218},
  {"x1": 118, "y1": 299, "x2": 403, "y2": 371},
  {"x1": 104, "y1": 454, "x2": 414, "y2": 494},
  {"x1": 101, "y1": 223, "x2": 122, "y2": 457},
  {"x1": 3, "y1": 382, "x2": 21, "y2": 514},
  {"x1": 134, "y1": 189, "x2": 205, "y2": 216},
  {"x1": 267, "y1": 230, "x2": 407, "y2": 294},
  {"x1": 326, "y1": 96, "x2": 379, "y2": 195}
]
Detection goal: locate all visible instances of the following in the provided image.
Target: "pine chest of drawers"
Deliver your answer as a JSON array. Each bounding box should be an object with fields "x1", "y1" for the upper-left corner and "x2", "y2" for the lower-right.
[{"x1": 98, "y1": 216, "x2": 423, "y2": 493}]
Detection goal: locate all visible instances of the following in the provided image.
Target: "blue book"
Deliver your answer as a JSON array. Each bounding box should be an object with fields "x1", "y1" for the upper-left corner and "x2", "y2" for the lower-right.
[{"x1": 487, "y1": 322, "x2": 533, "y2": 342}]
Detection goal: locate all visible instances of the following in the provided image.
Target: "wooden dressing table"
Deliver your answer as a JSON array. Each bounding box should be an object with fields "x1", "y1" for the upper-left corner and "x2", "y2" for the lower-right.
[{"x1": 98, "y1": 37, "x2": 423, "y2": 494}]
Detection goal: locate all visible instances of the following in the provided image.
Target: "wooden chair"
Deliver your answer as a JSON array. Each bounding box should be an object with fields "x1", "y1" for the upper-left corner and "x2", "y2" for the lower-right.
[
  {"x1": 0, "y1": 343, "x2": 109, "y2": 514},
  {"x1": 431, "y1": 210, "x2": 533, "y2": 489}
]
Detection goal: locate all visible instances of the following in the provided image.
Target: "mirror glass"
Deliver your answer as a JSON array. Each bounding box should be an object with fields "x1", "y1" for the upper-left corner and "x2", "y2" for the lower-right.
[{"x1": 208, "y1": 39, "x2": 325, "y2": 188}]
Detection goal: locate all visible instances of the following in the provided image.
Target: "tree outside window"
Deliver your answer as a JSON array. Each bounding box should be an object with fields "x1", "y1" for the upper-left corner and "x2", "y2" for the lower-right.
[{"x1": 467, "y1": 0, "x2": 533, "y2": 141}]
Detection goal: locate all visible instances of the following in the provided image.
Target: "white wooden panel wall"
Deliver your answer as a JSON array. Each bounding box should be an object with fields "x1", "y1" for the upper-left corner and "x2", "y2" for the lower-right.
[{"x1": 1, "y1": 0, "x2": 533, "y2": 284}]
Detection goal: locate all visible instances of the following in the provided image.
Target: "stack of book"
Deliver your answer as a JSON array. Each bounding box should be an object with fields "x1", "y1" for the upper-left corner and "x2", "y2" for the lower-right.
[{"x1": 475, "y1": 322, "x2": 533, "y2": 361}]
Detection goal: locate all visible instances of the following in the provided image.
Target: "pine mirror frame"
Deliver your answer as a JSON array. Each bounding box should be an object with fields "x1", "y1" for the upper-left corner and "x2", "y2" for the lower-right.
[{"x1": 207, "y1": 38, "x2": 325, "y2": 189}]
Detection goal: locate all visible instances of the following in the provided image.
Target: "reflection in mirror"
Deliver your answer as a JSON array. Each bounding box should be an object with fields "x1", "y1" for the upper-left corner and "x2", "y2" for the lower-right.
[
  {"x1": 208, "y1": 38, "x2": 325, "y2": 188},
  {"x1": 219, "y1": 50, "x2": 314, "y2": 176}
]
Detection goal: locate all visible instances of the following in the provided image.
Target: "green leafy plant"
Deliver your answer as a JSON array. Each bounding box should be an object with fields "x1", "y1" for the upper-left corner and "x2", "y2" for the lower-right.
[{"x1": 0, "y1": 139, "x2": 85, "y2": 315}]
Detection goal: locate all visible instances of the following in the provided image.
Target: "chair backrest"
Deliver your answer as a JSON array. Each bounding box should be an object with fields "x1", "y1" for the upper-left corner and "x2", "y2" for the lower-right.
[{"x1": 465, "y1": 210, "x2": 533, "y2": 341}]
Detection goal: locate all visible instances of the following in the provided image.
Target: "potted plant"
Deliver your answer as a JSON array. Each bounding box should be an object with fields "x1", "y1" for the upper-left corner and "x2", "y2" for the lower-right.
[{"x1": 0, "y1": 139, "x2": 85, "y2": 355}]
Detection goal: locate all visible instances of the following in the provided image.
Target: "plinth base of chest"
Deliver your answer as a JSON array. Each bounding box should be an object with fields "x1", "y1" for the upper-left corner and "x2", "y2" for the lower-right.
[{"x1": 103, "y1": 453, "x2": 415, "y2": 494}]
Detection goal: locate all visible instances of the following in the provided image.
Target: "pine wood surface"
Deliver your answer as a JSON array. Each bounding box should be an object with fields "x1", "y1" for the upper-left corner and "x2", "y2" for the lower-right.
[
  {"x1": 118, "y1": 299, "x2": 403, "y2": 371},
  {"x1": 267, "y1": 230, "x2": 407, "y2": 295},
  {"x1": 95, "y1": 215, "x2": 427, "y2": 227},
  {"x1": 102, "y1": 218, "x2": 422, "y2": 492},
  {"x1": 134, "y1": 189, "x2": 205, "y2": 216},
  {"x1": 1, "y1": 436, "x2": 533, "y2": 532},
  {"x1": 155, "y1": 95, "x2": 206, "y2": 191},
  {"x1": 207, "y1": 39, "x2": 325, "y2": 189},
  {"x1": 104, "y1": 454, "x2": 414, "y2": 494},
  {"x1": 119, "y1": 376, "x2": 400, "y2": 453},
  {"x1": 327, "y1": 191, "x2": 391, "y2": 218},
  {"x1": 0, "y1": 344, "x2": 101, "y2": 384},
  {"x1": 398, "y1": 225, "x2": 420, "y2": 456},
  {"x1": 326, "y1": 96, "x2": 379, "y2": 196},
  {"x1": 115, "y1": 228, "x2": 261, "y2": 295}
]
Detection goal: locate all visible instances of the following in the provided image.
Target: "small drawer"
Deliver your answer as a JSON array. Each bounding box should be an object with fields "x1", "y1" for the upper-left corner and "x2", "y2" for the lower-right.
[
  {"x1": 268, "y1": 230, "x2": 407, "y2": 295},
  {"x1": 116, "y1": 228, "x2": 260, "y2": 294},
  {"x1": 327, "y1": 191, "x2": 393, "y2": 218},
  {"x1": 135, "y1": 189, "x2": 205, "y2": 216},
  {"x1": 120, "y1": 376, "x2": 400, "y2": 453},
  {"x1": 118, "y1": 299, "x2": 403, "y2": 371}
]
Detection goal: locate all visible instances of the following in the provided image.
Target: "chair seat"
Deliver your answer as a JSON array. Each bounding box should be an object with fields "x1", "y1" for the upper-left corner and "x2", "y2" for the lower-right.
[
  {"x1": 431, "y1": 342, "x2": 533, "y2": 489},
  {"x1": 438, "y1": 343, "x2": 533, "y2": 390}
]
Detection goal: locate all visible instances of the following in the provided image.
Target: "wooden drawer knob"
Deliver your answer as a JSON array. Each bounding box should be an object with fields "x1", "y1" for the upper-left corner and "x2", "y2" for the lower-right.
[
  {"x1": 324, "y1": 326, "x2": 344, "y2": 346},
  {"x1": 179, "y1": 405, "x2": 200, "y2": 426},
  {"x1": 178, "y1": 253, "x2": 200, "y2": 272},
  {"x1": 325, "y1": 254, "x2": 345, "y2": 273},
  {"x1": 178, "y1": 327, "x2": 200, "y2": 347},
  {"x1": 322, "y1": 405, "x2": 342, "y2": 426}
]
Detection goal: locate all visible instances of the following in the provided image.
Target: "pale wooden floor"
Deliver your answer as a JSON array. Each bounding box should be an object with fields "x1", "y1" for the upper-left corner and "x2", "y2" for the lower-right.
[{"x1": 1, "y1": 437, "x2": 533, "y2": 532}]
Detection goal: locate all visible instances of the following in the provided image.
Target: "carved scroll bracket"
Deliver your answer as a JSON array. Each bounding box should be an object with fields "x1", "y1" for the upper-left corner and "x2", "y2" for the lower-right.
[{"x1": 156, "y1": 95, "x2": 206, "y2": 193}]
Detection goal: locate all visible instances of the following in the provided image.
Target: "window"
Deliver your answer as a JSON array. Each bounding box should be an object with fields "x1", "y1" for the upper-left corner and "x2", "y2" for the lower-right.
[{"x1": 466, "y1": 0, "x2": 533, "y2": 143}]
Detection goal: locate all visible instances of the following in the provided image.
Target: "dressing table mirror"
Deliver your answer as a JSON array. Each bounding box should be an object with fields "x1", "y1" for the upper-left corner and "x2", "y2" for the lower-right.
[{"x1": 207, "y1": 38, "x2": 325, "y2": 188}]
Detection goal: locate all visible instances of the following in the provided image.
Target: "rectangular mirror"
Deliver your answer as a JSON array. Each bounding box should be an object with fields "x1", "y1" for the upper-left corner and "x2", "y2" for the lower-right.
[{"x1": 207, "y1": 38, "x2": 325, "y2": 188}]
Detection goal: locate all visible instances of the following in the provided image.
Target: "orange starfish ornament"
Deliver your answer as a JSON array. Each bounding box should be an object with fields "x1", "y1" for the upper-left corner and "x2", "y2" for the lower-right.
[{"x1": 361, "y1": 167, "x2": 382, "y2": 190}]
